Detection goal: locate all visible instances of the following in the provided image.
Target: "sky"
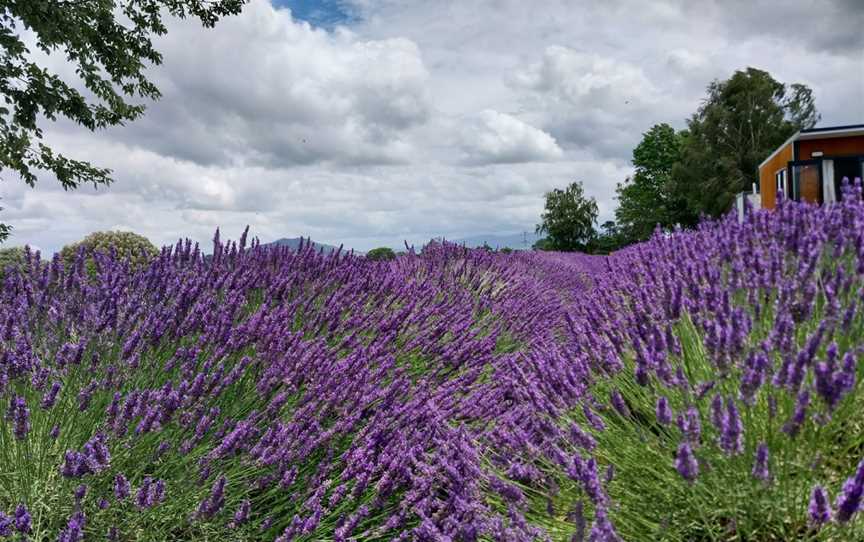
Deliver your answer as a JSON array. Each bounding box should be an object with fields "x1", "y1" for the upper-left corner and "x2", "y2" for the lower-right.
[{"x1": 2, "y1": 0, "x2": 863, "y2": 253}]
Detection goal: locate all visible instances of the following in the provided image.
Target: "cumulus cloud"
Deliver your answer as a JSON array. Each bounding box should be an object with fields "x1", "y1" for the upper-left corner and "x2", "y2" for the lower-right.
[
  {"x1": 511, "y1": 46, "x2": 666, "y2": 157},
  {"x1": 459, "y1": 110, "x2": 563, "y2": 164},
  {"x1": 514, "y1": 47, "x2": 659, "y2": 109},
  {"x1": 90, "y1": 0, "x2": 433, "y2": 168}
]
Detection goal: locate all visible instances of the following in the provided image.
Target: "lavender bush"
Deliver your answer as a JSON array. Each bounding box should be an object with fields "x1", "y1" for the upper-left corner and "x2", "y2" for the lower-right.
[{"x1": 0, "y1": 181, "x2": 863, "y2": 540}]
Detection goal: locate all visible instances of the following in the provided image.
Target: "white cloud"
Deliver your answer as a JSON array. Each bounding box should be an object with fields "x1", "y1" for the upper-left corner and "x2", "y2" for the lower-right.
[
  {"x1": 92, "y1": 0, "x2": 433, "y2": 168},
  {"x1": 460, "y1": 110, "x2": 563, "y2": 164},
  {"x1": 514, "y1": 46, "x2": 659, "y2": 109}
]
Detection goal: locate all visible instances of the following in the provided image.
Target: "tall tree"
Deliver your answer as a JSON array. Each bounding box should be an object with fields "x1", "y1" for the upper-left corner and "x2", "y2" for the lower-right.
[
  {"x1": 0, "y1": 0, "x2": 247, "y2": 242},
  {"x1": 536, "y1": 181, "x2": 598, "y2": 251},
  {"x1": 671, "y1": 67, "x2": 819, "y2": 217},
  {"x1": 615, "y1": 123, "x2": 696, "y2": 244}
]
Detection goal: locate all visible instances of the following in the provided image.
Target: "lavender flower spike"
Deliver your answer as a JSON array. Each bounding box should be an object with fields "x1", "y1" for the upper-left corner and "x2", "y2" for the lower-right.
[
  {"x1": 808, "y1": 485, "x2": 831, "y2": 525},
  {"x1": 751, "y1": 443, "x2": 770, "y2": 482},
  {"x1": 835, "y1": 458, "x2": 864, "y2": 523},
  {"x1": 655, "y1": 396, "x2": 672, "y2": 425},
  {"x1": 675, "y1": 442, "x2": 698, "y2": 482},
  {"x1": 14, "y1": 504, "x2": 31, "y2": 534}
]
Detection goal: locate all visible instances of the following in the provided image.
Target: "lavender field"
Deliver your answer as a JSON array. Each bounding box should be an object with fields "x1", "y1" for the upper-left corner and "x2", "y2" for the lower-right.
[{"x1": 2, "y1": 186, "x2": 864, "y2": 541}]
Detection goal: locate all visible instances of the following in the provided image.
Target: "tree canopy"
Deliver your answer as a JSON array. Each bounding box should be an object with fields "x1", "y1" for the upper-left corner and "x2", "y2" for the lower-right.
[
  {"x1": 0, "y1": 0, "x2": 247, "y2": 242},
  {"x1": 535, "y1": 181, "x2": 598, "y2": 252},
  {"x1": 671, "y1": 67, "x2": 819, "y2": 217},
  {"x1": 615, "y1": 123, "x2": 696, "y2": 244},
  {"x1": 365, "y1": 247, "x2": 396, "y2": 261}
]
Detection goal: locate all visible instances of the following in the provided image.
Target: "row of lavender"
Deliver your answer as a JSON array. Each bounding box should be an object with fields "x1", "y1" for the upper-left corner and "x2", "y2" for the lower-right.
[
  {"x1": 0, "y1": 225, "x2": 601, "y2": 540},
  {"x1": 563, "y1": 183, "x2": 864, "y2": 539},
  {"x1": 1, "y1": 183, "x2": 863, "y2": 540}
]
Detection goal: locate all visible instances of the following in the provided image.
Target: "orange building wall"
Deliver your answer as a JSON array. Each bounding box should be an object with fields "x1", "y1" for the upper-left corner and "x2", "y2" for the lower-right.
[
  {"x1": 799, "y1": 135, "x2": 864, "y2": 159},
  {"x1": 759, "y1": 142, "x2": 793, "y2": 209}
]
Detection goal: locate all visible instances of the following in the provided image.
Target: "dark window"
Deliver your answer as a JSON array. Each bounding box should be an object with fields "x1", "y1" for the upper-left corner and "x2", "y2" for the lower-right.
[{"x1": 788, "y1": 160, "x2": 823, "y2": 204}]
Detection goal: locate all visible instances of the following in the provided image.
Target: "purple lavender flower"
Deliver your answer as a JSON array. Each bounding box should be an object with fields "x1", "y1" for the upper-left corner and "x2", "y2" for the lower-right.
[
  {"x1": 808, "y1": 485, "x2": 831, "y2": 525},
  {"x1": 62, "y1": 433, "x2": 110, "y2": 478},
  {"x1": 751, "y1": 443, "x2": 770, "y2": 482},
  {"x1": 233, "y1": 499, "x2": 251, "y2": 526},
  {"x1": 719, "y1": 398, "x2": 743, "y2": 456},
  {"x1": 655, "y1": 396, "x2": 672, "y2": 425},
  {"x1": 114, "y1": 473, "x2": 130, "y2": 500},
  {"x1": 58, "y1": 511, "x2": 85, "y2": 542},
  {"x1": 710, "y1": 394, "x2": 724, "y2": 430},
  {"x1": 136, "y1": 477, "x2": 162, "y2": 509},
  {"x1": 74, "y1": 484, "x2": 87, "y2": 502},
  {"x1": 154, "y1": 479, "x2": 166, "y2": 503},
  {"x1": 14, "y1": 504, "x2": 30, "y2": 534},
  {"x1": 587, "y1": 507, "x2": 621, "y2": 541},
  {"x1": 835, "y1": 458, "x2": 864, "y2": 523},
  {"x1": 609, "y1": 389, "x2": 630, "y2": 418},
  {"x1": 569, "y1": 500, "x2": 585, "y2": 542},
  {"x1": 77, "y1": 382, "x2": 96, "y2": 411},
  {"x1": 570, "y1": 423, "x2": 597, "y2": 451},
  {"x1": 782, "y1": 390, "x2": 810, "y2": 437},
  {"x1": 490, "y1": 476, "x2": 524, "y2": 504},
  {"x1": 0, "y1": 513, "x2": 11, "y2": 537},
  {"x1": 49, "y1": 425, "x2": 60, "y2": 440},
  {"x1": 582, "y1": 403, "x2": 606, "y2": 432},
  {"x1": 197, "y1": 474, "x2": 227, "y2": 519},
  {"x1": 41, "y1": 381, "x2": 62, "y2": 409},
  {"x1": 676, "y1": 405, "x2": 701, "y2": 445},
  {"x1": 739, "y1": 350, "x2": 770, "y2": 404},
  {"x1": 695, "y1": 380, "x2": 715, "y2": 400},
  {"x1": 10, "y1": 395, "x2": 29, "y2": 440},
  {"x1": 675, "y1": 442, "x2": 698, "y2": 482}
]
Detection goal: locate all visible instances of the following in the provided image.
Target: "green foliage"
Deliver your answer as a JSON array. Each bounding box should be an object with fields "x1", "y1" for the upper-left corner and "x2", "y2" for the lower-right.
[
  {"x1": 586, "y1": 220, "x2": 626, "y2": 254},
  {"x1": 0, "y1": 0, "x2": 247, "y2": 234},
  {"x1": 615, "y1": 124, "x2": 697, "y2": 244},
  {"x1": 532, "y1": 238, "x2": 553, "y2": 251},
  {"x1": 671, "y1": 67, "x2": 819, "y2": 217},
  {"x1": 0, "y1": 199, "x2": 9, "y2": 243},
  {"x1": 536, "y1": 181, "x2": 599, "y2": 252},
  {"x1": 60, "y1": 231, "x2": 158, "y2": 271},
  {"x1": 586, "y1": 311, "x2": 864, "y2": 541},
  {"x1": 366, "y1": 247, "x2": 396, "y2": 261},
  {"x1": 499, "y1": 247, "x2": 513, "y2": 254},
  {"x1": 0, "y1": 245, "x2": 24, "y2": 277}
]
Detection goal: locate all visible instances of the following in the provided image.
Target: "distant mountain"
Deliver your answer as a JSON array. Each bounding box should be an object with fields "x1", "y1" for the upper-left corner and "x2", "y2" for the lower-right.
[
  {"x1": 265, "y1": 237, "x2": 342, "y2": 254},
  {"x1": 451, "y1": 232, "x2": 541, "y2": 251}
]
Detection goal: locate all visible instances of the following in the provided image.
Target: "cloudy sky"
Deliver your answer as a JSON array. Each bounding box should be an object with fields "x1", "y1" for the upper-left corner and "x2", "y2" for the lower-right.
[{"x1": 2, "y1": 0, "x2": 862, "y2": 253}]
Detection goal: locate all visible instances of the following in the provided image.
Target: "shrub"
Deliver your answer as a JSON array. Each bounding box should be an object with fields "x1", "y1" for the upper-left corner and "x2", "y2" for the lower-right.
[
  {"x1": 60, "y1": 231, "x2": 158, "y2": 271},
  {"x1": 532, "y1": 237, "x2": 553, "y2": 251},
  {"x1": 366, "y1": 246, "x2": 396, "y2": 261}
]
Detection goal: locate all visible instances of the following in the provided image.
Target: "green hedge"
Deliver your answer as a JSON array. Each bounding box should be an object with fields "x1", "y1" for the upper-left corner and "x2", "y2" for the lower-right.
[{"x1": 60, "y1": 231, "x2": 158, "y2": 271}]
